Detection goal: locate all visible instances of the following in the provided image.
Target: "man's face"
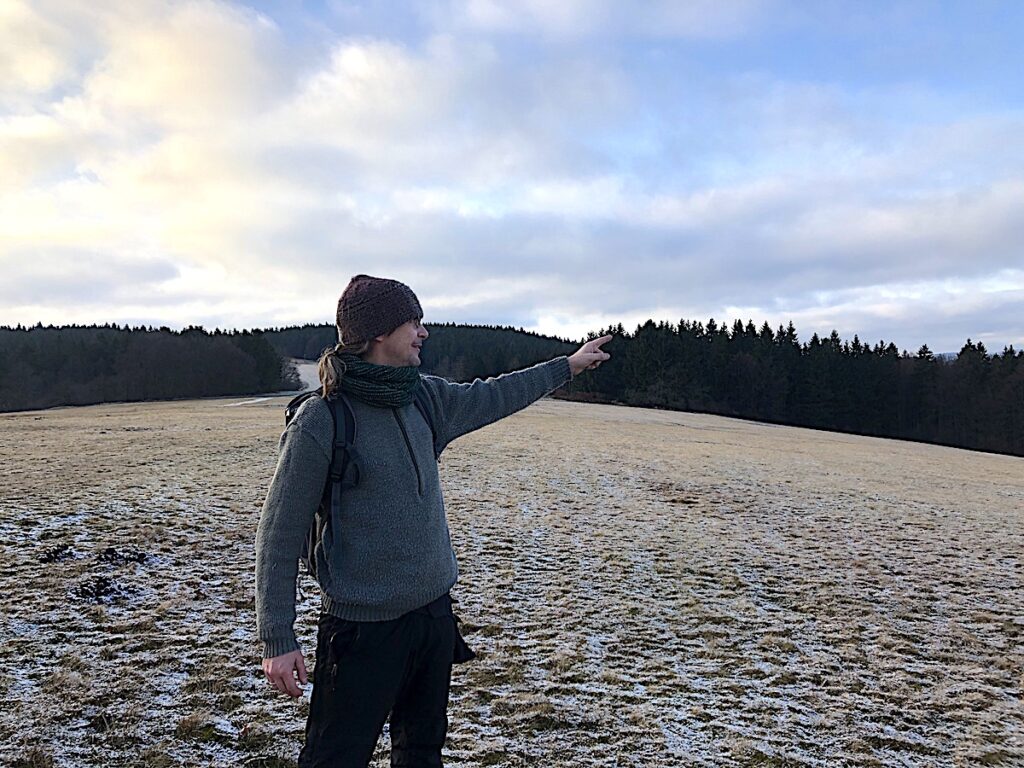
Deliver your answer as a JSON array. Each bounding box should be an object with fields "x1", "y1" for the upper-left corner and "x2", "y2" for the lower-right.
[{"x1": 368, "y1": 318, "x2": 429, "y2": 367}]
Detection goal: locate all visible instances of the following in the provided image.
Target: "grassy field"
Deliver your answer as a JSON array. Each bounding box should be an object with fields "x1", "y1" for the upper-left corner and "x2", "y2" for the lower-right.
[{"x1": 1, "y1": 394, "x2": 1022, "y2": 767}]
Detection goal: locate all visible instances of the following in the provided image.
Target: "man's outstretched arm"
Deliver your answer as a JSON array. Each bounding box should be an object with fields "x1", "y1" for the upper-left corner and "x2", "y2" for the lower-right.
[{"x1": 421, "y1": 335, "x2": 612, "y2": 447}]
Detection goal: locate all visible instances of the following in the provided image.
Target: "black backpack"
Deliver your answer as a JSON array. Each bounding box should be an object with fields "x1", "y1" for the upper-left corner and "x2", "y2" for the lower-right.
[{"x1": 284, "y1": 385, "x2": 441, "y2": 580}]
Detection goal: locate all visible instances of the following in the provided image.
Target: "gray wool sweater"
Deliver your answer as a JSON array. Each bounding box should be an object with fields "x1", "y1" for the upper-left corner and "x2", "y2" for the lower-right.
[{"x1": 255, "y1": 355, "x2": 572, "y2": 658}]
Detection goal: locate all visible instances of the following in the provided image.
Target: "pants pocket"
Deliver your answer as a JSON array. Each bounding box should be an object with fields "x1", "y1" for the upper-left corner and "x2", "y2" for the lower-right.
[{"x1": 322, "y1": 617, "x2": 361, "y2": 691}]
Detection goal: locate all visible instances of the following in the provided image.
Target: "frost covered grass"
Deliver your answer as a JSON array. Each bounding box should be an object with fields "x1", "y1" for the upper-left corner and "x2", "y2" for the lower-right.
[{"x1": 1, "y1": 396, "x2": 1022, "y2": 766}]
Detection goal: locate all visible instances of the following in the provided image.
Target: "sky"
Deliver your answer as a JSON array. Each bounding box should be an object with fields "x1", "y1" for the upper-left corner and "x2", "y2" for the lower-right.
[{"x1": 2, "y1": 0, "x2": 1023, "y2": 353}]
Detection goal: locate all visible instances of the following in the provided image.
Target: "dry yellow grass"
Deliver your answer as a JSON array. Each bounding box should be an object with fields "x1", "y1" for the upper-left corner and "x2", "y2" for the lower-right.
[{"x1": 1, "y1": 394, "x2": 1022, "y2": 766}]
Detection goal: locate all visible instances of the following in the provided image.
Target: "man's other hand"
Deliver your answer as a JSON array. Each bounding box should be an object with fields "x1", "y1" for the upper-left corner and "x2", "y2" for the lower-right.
[
  {"x1": 568, "y1": 334, "x2": 613, "y2": 377},
  {"x1": 263, "y1": 649, "x2": 308, "y2": 698}
]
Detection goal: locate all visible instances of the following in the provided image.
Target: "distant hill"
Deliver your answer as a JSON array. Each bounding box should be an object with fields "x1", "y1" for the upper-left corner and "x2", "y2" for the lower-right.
[{"x1": 259, "y1": 322, "x2": 577, "y2": 383}]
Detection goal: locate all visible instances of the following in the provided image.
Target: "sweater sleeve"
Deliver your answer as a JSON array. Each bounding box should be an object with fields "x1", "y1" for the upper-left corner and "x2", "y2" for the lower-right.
[
  {"x1": 420, "y1": 356, "x2": 572, "y2": 449},
  {"x1": 254, "y1": 404, "x2": 332, "y2": 659}
]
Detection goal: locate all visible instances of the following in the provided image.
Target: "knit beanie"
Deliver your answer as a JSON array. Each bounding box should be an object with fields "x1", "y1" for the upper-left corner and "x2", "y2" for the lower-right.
[{"x1": 336, "y1": 274, "x2": 423, "y2": 344}]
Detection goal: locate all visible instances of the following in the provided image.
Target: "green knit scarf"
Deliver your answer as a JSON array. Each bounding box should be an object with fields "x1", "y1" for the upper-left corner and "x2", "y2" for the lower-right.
[{"x1": 336, "y1": 352, "x2": 422, "y2": 407}]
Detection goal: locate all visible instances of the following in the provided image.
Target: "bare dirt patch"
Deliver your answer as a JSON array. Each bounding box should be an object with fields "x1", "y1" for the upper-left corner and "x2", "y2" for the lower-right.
[{"x1": 1, "y1": 396, "x2": 1022, "y2": 766}]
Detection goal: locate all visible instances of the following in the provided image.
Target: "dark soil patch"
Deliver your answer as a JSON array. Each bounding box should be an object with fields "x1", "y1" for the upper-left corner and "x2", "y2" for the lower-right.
[
  {"x1": 38, "y1": 544, "x2": 76, "y2": 563},
  {"x1": 97, "y1": 546, "x2": 147, "y2": 564},
  {"x1": 72, "y1": 576, "x2": 130, "y2": 603}
]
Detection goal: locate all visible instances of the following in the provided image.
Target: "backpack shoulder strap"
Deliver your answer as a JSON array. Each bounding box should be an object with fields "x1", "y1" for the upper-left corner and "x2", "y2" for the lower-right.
[
  {"x1": 327, "y1": 393, "x2": 361, "y2": 529},
  {"x1": 413, "y1": 383, "x2": 442, "y2": 460},
  {"x1": 302, "y1": 392, "x2": 359, "y2": 580},
  {"x1": 296, "y1": 390, "x2": 351, "y2": 579},
  {"x1": 284, "y1": 389, "x2": 320, "y2": 426}
]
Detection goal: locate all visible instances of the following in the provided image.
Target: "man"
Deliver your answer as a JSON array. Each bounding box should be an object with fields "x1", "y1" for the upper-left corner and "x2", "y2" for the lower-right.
[{"x1": 255, "y1": 274, "x2": 611, "y2": 767}]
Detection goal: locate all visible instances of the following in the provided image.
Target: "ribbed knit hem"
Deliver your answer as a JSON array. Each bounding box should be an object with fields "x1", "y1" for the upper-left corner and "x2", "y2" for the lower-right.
[
  {"x1": 551, "y1": 355, "x2": 571, "y2": 387},
  {"x1": 322, "y1": 578, "x2": 457, "y2": 623},
  {"x1": 261, "y1": 634, "x2": 300, "y2": 660}
]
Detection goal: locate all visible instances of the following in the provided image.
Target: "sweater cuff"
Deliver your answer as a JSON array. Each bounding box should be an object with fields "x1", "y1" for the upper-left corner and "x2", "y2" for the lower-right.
[
  {"x1": 546, "y1": 355, "x2": 571, "y2": 389},
  {"x1": 555, "y1": 355, "x2": 571, "y2": 385},
  {"x1": 262, "y1": 634, "x2": 300, "y2": 660}
]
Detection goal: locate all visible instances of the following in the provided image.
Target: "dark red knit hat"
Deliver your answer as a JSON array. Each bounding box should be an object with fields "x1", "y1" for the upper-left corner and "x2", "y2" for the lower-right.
[{"x1": 336, "y1": 274, "x2": 423, "y2": 344}]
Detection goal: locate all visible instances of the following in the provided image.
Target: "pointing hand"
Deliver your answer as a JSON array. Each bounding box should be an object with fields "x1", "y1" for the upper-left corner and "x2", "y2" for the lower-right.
[{"x1": 568, "y1": 334, "x2": 613, "y2": 377}]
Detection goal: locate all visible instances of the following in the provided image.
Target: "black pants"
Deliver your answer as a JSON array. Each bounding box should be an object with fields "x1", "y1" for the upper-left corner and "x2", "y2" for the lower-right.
[{"x1": 298, "y1": 594, "x2": 474, "y2": 768}]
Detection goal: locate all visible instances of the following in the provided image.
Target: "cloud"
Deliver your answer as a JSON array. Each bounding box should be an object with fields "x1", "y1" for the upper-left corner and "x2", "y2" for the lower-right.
[
  {"x1": 720, "y1": 271, "x2": 1024, "y2": 353},
  {"x1": 77, "y1": 2, "x2": 286, "y2": 131},
  {"x1": 1, "y1": 1, "x2": 300, "y2": 275},
  {"x1": 0, "y1": 0, "x2": 76, "y2": 97},
  {"x1": 438, "y1": 0, "x2": 771, "y2": 40},
  {"x1": 1, "y1": 0, "x2": 1023, "y2": 355},
  {"x1": 0, "y1": 248, "x2": 178, "y2": 306},
  {"x1": 263, "y1": 34, "x2": 629, "y2": 187}
]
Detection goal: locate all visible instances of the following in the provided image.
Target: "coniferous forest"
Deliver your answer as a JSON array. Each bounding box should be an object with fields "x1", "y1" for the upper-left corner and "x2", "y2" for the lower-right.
[
  {"x1": 1, "y1": 319, "x2": 1021, "y2": 457},
  {"x1": 568, "y1": 319, "x2": 1023, "y2": 457},
  {"x1": 0, "y1": 325, "x2": 298, "y2": 412}
]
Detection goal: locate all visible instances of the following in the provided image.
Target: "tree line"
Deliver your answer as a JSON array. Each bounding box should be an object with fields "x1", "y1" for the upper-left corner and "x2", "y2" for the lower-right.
[
  {"x1": 567, "y1": 319, "x2": 1023, "y2": 457},
  {"x1": 4, "y1": 319, "x2": 1020, "y2": 458},
  {"x1": 0, "y1": 324, "x2": 299, "y2": 412}
]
